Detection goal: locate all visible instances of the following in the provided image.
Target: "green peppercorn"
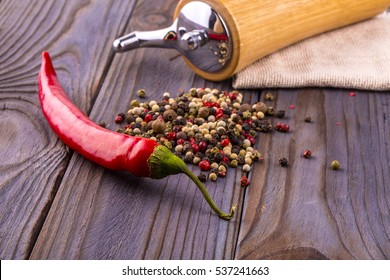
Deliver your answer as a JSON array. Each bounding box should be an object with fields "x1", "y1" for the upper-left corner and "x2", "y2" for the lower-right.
[
  {"x1": 264, "y1": 92, "x2": 274, "y2": 101},
  {"x1": 330, "y1": 160, "x2": 341, "y2": 170},
  {"x1": 230, "y1": 159, "x2": 238, "y2": 168},
  {"x1": 137, "y1": 89, "x2": 146, "y2": 98},
  {"x1": 130, "y1": 99, "x2": 140, "y2": 107}
]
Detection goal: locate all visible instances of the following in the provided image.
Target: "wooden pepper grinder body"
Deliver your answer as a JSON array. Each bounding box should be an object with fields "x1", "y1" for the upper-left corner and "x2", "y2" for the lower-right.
[{"x1": 175, "y1": 0, "x2": 390, "y2": 81}]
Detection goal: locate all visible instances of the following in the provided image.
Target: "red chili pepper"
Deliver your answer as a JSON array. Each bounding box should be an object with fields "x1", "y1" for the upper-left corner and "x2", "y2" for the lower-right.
[{"x1": 38, "y1": 52, "x2": 236, "y2": 220}]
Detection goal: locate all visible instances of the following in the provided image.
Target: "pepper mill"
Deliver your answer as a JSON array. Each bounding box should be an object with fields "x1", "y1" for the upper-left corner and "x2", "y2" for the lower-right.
[{"x1": 113, "y1": 0, "x2": 390, "y2": 81}]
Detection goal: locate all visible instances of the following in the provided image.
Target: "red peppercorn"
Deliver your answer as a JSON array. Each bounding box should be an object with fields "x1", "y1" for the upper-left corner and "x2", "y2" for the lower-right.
[
  {"x1": 281, "y1": 124, "x2": 290, "y2": 132},
  {"x1": 199, "y1": 141, "x2": 207, "y2": 152},
  {"x1": 240, "y1": 176, "x2": 250, "y2": 187},
  {"x1": 229, "y1": 92, "x2": 238, "y2": 100},
  {"x1": 216, "y1": 113, "x2": 224, "y2": 119},
  {"x1": 114, "y1": 115, "x2": 124, "y2": 124},
  {"x1": 221, "y1": 139, "x2": 230, "y2": 147},
  {"x1": 199, "y1": 160, "x2": 211, "y2": 171},
  {"x1": 166, "y1": 132, "x2": 176, "y2": 141},
  {"x1": 222, "y1": 156, "x2": 230, "y2": 165},
  {"x1": 303, "y1": 150, "x2": 312, "y2": 158},
  {"x1": 176, "y1": 139, "x2": 185, "y2": 145},
  {"x1": 246, "y1": 135, "x2": 255, "y2": 145},
  {"x1": 275, "y1": 122, "x2": 289, "y2": 133},
  {"x1": 144, "y1": 114, "x2": 153, "y2": 123},
  {"x1": 192, "y1": 143, "x2": 199, "y2": 153}
]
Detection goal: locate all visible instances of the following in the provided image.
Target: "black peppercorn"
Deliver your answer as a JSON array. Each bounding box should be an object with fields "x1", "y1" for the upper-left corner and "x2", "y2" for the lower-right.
[
  {"x1": 279, "y1": 157, "x2": 288, "y2": 167},
  {"x1": 214, "y1": 152, "x2": 224, "y2": 163},
  {"x1": 198, "y1": 173, "x2": 207, "y2": 182},
  {"x1": 276, "y1": 110, "x2": 286, "y2": 118}
]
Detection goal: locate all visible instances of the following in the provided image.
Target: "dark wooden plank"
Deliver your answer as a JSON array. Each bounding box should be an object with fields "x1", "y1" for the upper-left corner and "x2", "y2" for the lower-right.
[
  {"x1": 235, "y1": 89, "x2": 390, "y2": 259},
  {"x1": 30, "y1": 0, "x2": 255, "y2": 259},
  {"x1": 0, "y1": 0, "x2": 137, "y2": 259}
]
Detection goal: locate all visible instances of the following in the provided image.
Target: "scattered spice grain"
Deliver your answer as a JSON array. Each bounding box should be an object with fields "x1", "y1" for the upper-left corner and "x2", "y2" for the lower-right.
[
  {"x1": 304, "y1": 115, "x2": 312, "y2": 123},
  {"x1": 279, "y1": 157, "x2": 288, "y2": 167},
  {"x1": 303, "y1": 150, "x2": 312, "y2": 158},
  {"x1": 330, "y1": 160, "x2": 341, "y2": 170},
  {"x1": 240, "y1": 176, "x2": 250, "y2": 187}
]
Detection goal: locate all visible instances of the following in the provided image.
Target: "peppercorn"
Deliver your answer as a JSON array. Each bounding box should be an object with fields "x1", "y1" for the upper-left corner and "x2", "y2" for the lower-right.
[
  {"x1": 130, "y1": 99, "x2": 140, "y2": 107},
  {"x1": 197, "y1": 107, "x2": 210, "y2": 119},
  {"x1": 98, "y1": 122, "x2": 107, "y2": 128},
  {"x1": 230, "y1": 159, "x2": 238, "y2": 168},
  {"x1": 240, "y1": 176, "x2": 250, "y2": 187},
  {"x1": 114, "y1": 113, "x2": 125, "y2": 124},
  {"x1": 253, "y1": 102, "x2": 267, "y2": 113},
  {"x1": 265, "y1": 107, "x2": 276, "y2": 116},
  {"x1": 198, "y1": 173, "x2": 207, "y2": 182},
  {"x1": 199, "y1": 160, "x2": 211, "y2": 171},
  {"x1": 214, "y1": 152, "x2": 224, "y2": 163},
  {"x1": 184, "y1": 153, "x2": 194, "y2": 163},
  {"x1": 275, "y1": 122, "x2": 290, "y2": 133},
  {"x1": 304, "y1": 115, "x2": 312, "y2": 123},
  {"x1": 264, "y1": 92, "x2": 274, "y2": 101},
  {"x1": 276, "y1": 110, "x2": 286, "y2": 118},
  {"x1": 240, "y1": 103, "x2": 252, "y2": 112},
  {"x1": 279, "y1": 157, "x2": 288, "y2": 167},
  {"x1": 303, "y1": 150, "x2": 312, "y2": 158},
  {"x1": 151, "y1": 119, "x2": 166, "y2": 134},
  {"x1": 209, "y1": 172, "x2": 218, "y2": 181},
  {"x1": 242, "y1": 164, "x2": 251, "y2": 172},
  {"x1": 137, "y1": 89, "x2": 146, "y2": 98},
  {"x1": 330, "y1": 160, "x2": 341, "y2": 170},
  {"x1": 163, "y1": 109, "x2": 178, "y2": 121}
]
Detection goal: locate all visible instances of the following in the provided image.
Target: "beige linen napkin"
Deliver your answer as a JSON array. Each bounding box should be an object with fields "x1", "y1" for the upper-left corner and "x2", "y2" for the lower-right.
[{"x1": 233, "y1": 13, "x2": 390, "y2": 90}]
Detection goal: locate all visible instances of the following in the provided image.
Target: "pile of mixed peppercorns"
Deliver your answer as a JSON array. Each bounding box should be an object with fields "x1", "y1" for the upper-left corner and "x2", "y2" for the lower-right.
[{"x1": 113, "y1": 88, "x2": 290, "y2": 184}]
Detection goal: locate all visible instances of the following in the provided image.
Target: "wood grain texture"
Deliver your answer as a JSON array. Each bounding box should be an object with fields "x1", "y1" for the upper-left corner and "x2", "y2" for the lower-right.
[
  {"x1": 2, "y1": 0, "x2": 390, "y2": 261},
  {"x1": 235, "y1": 89, "x2": 390, "y2": 259},
  {"x1": 30, "y1": 0, "x2": 250, "y2": 260},
  {"x1": 0, "y1": 0, "x2": 137, "y2": 259}
]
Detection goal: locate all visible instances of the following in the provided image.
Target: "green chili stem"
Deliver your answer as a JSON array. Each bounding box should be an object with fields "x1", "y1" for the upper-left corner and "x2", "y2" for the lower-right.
[
  {"x1": 181, "y1": 165, "x2": 237, "y2": 220},
  {"x1": 148, "y1": 145, "x2": 237, "y2": 220}
]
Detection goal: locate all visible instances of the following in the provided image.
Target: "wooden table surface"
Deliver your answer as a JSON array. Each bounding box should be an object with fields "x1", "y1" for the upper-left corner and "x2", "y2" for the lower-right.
[{"x1": 1, "y1": 0, "x2": 389, "y2": 260}]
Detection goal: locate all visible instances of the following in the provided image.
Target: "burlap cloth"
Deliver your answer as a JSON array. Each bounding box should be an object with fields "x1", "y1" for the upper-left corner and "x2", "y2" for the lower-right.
[{"x1": 233, "y1": 12, "x2": 390, "y2": 91}]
